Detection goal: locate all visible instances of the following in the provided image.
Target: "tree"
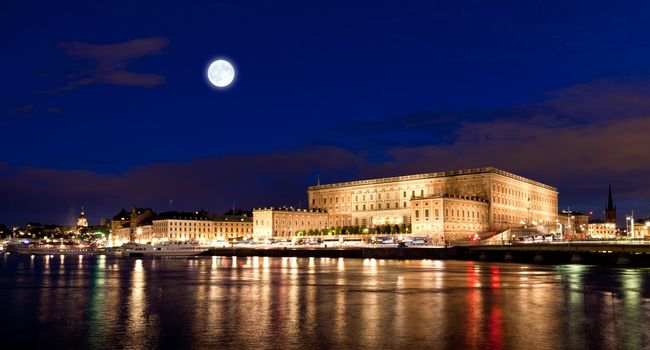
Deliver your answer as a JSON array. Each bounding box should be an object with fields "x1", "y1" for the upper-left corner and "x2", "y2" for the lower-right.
[
  {"x1": 392, "y1": 224, "x2": 399, "y2": 234},
  {"x1": 400, "y1": 223, "x2": 407, "y2": 233},
  {"x1": 0, "y1": 224, "x2": 9, "y2": 239}
]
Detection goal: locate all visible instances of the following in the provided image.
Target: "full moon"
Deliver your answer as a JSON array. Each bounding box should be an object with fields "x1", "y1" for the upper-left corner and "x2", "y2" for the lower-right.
[{"x1": 207, "y1": 59, "x2": 235, "y2": 88}]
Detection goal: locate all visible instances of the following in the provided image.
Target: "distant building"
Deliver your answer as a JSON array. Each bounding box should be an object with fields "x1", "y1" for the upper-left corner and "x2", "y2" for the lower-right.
[
  {"x1": 605, "y1": 185, "x2": 617, "y2": 224},
  {"x1": 587, "y1": 219, "x2": 617, "y2": 238},
  {"x1": 151, "y1": 211, "x2": 253, "y2": 243},
  {"x1": 557, "y1": 210, "x2": 589, "y2": 239},
  {"x1": 253, "y1": 207, "x2": 328, "y2": 240},
  {"x1": 109, "y1": 207, "x2": 156, "y2": 246},
  {"x1": 76, "y1": 206, "x2": 88, "y2": 228},
  {"x1": 306, "y1": 167, "x2": 558, "y2": 242}
]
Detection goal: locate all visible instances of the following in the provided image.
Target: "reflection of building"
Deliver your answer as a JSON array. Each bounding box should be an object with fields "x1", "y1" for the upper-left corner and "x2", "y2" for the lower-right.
[
  {"x1": 557, "y1": 210, "x2": 589, "y2": 238},
  {"x1": 306, "y1": 167, "x2": 558, "y2": 241},
  {"x1": 151, "y1": 211, "x2": 253, "y2": 243},
  {"x1": 253, "y1": 207, "x2": 328, "y2": 240}
]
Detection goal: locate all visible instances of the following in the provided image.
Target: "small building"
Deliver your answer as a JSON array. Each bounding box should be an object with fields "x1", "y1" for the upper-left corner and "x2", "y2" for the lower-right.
[
  {"x1": 587, "y1": 219, "x2": 617, "y2": 238},
  {"x1": 557, "y1": 210, "x2": 590, "y2": 239}
]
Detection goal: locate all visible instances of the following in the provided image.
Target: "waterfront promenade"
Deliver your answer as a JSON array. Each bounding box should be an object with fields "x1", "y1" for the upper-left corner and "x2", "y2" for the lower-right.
[{"x1": 202, "y1": 241, "x2": 650, "y2": 266}]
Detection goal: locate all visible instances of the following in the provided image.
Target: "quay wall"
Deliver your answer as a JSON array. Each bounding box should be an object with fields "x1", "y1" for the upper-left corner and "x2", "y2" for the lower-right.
[{"x1": 202, "y1": 246, "x2": 650, "y2": 266}]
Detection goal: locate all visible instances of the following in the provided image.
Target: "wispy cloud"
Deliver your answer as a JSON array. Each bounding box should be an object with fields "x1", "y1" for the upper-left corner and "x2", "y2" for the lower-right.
[{"x1": 55, "y1": 36, "x2": 169, "y2": 91}]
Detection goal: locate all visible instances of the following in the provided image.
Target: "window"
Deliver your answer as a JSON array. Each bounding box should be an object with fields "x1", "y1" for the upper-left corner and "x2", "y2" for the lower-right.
[
  {"x1": 415, "y1": 210, "x2": 420, "y2": 218},
  {"x1": 425, "y1": 209, "x2": 429, "y2": 217}
]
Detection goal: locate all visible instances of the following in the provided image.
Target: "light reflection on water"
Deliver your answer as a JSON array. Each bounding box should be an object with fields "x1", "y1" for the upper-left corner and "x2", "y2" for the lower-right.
[{"x1": 2, "y1": 254, "x2": 650, "y2": 349}]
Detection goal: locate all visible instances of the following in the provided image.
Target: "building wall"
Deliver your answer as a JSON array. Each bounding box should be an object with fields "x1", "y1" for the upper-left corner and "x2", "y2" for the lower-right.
[
  {"x1": 588, "y1": 223, "x2": 617, "y2": 238},
  {"x1": 411, "y1": 195, "x2": 490, "y2": 243},
  {"x1": 308, "y1": 167, "x2": 558, "y2": 232},
  {"x1": 151, "y1": 217, "x2": 253, "y2": 242},
  {"x1": 253, "y1": 208, "x2": 328, "y2": 240}
]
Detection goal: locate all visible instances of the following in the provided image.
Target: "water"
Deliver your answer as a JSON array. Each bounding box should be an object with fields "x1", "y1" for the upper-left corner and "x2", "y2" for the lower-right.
[{"x1": 1, "y1": 253, "x2": 649, "y2": 350}]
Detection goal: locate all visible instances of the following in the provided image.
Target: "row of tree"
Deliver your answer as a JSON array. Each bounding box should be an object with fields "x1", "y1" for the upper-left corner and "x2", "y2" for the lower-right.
[{"x1": 295, "y1": 224, "x2": 411, "y2": 236}]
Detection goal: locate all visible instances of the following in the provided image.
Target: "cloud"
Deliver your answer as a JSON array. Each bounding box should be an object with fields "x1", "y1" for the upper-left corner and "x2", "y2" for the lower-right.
[
  {"x1": 55, "y1": 36, "x2": 169, "y2": 90},
  {"x1": 545, "y1": 78, "x2": 650, "y2": 120},
  {"x1": 0, "y1": 147, "x2": 363, "y2": 225},
  {"x1": 3, "y1": 78, "x2": 650, "y2": 225}
]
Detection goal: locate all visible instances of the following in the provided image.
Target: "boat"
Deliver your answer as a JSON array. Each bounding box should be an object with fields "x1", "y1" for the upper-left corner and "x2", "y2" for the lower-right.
[
  {"x1": 121, "y1": 241, "x2": 210, "y2": 257},
  {"x1": 16, "y1": 244, "x2": 96, "y2": 255}
]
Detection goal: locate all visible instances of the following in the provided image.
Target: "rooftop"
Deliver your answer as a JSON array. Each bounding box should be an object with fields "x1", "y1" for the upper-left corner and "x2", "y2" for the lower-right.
[
  {"x1": 254, "y1": 206, "x2": 327, "y2": 213},
  {"x1": 308, "y1": 167, "x2": 557, "y2": 192}
]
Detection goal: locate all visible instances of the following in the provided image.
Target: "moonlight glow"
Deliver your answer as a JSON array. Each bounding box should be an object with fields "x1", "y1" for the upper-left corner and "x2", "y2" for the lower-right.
[{"x1": 207, "y1": 59, "x2": 235, "y2": 88}]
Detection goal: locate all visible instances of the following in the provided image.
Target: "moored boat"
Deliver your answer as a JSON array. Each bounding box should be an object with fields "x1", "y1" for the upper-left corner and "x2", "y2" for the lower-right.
[
  {"x1": 16, "y1": 244, "x2": 96, "y2": 255},
  {"x1": 121, "y1": 241, "x2": 209, "y2": 257}
]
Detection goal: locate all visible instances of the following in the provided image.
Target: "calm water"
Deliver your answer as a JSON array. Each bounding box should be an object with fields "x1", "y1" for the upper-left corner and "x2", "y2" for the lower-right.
[{"x1": 1, "y1": 254, "x2": 650, "y2": 349}]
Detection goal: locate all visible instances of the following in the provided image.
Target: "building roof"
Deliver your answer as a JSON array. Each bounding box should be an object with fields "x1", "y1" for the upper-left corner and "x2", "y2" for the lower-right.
[
  {"x1": 112, "y1": 208, "x2": 130, "y2": 220},
  {"x1": 254, "y1": 206, "x2": 327, "y2": 213},
  {"x1": 308, "y1": 167, "x2": 557, "y2": 192}
]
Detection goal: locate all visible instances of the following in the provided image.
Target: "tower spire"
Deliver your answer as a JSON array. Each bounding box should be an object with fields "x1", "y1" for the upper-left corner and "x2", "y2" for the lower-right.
[
  {"x1": 316, "y1": 172, "x2": 320, "y2": 186},
  {"x1": 607, "y1": 184, "x2": 615, "y2": 210},
  {"x1": 605, "y1": 184, "x2": 617, "y2": 224}
]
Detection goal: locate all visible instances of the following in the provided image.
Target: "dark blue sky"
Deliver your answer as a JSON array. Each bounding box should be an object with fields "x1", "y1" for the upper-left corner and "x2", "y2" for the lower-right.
[{"x1": 2, "y1": 0, "x2": 650, "y2": 225}]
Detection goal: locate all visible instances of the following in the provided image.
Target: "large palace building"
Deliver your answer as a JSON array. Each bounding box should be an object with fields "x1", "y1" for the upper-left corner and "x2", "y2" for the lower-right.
[{"x1": 304, "y1": 167, "x2": 558, "y2": 243}]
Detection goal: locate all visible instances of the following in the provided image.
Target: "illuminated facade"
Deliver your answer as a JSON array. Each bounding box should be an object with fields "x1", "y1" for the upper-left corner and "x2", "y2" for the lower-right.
[
  {"x1": 587, "y1": 222, "x2": 617, "y2": 238},
  {"x1": 253, "y1": 207, "x2": 328, "y2": 240},
  {"x1": 307, "y1": 167, "x2": 558, "y2": 241},
  {"x1": 557, "y1": 210, "x2": 590, "y2": 238},
  {"x1": 151, "y1": 211, "x2": 253, "y2": 243},
  {"x1": 76, "y1": 206, "x2": 88, "y2": 228},
  {"x1": 411, "y1": 195, "x2": 490, "y2": 243}
]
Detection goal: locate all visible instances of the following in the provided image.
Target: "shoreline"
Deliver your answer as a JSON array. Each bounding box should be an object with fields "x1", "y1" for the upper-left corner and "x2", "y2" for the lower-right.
[{"x1": 200, "y1": 246, "x2": 650, "y2": 266}]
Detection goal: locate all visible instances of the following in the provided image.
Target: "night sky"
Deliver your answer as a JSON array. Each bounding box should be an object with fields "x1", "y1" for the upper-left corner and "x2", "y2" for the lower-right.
[{"x1": 2, "y1": 0, "x2": 650, "y2": 226}]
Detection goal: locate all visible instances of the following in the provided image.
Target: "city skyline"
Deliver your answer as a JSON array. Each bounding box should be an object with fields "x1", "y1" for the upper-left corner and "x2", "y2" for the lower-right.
[{"x1": 2, "y1": 1, "x2": 650, "y2": 225}]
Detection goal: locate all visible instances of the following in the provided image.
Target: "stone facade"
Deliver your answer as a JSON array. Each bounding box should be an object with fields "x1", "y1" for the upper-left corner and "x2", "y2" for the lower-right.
[
  {"x1": 588, "y1": 222, "x2": 617, "y2": 238},
  {"x1": 411, "y1": 194, "x2": 490, "y2": 243},
  {"x1": 151, "y1": 212, "x2": 253, "y2": 243},
  {"x1": 307, "y1": 167, "x2": 558, "y2": 240},
  {"x1": 253, "y1": 207, "x2": 328, "y2": 240}
]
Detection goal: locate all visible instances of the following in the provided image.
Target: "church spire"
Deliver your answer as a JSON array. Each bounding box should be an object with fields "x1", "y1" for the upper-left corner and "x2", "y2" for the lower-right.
[
  {"x1": 607, "y1": 184, "x2": 615, "y2": 210},
  {"x1": 605, "y1": 184, "x2": 617, "y2": 224}
]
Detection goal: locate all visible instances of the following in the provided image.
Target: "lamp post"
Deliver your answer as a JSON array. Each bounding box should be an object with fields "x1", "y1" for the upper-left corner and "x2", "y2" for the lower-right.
[{"x1": 626, "y1": 211, "x2": 635, "y2": 239}]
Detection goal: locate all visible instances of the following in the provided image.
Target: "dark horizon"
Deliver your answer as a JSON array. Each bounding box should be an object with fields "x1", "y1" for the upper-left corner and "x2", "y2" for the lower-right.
[{"x1": 2, "y1": 1, "x2": 650, "y2": 226}]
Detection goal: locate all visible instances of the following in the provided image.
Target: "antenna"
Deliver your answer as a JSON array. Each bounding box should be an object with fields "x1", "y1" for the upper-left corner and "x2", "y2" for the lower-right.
[{"x1": 317, "y1": 172, "x2": 321, "y2": 186}]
